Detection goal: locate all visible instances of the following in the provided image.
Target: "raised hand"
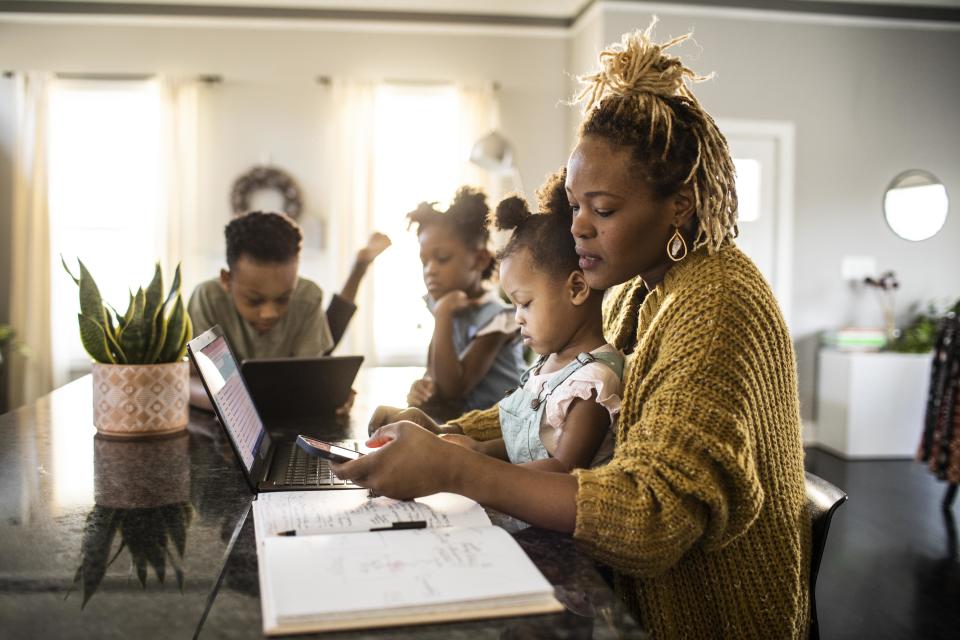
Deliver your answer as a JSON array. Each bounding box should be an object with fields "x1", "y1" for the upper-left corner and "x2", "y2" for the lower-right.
[{"x1": 356, "y1": 232, "x2": 392, "y2": 265}]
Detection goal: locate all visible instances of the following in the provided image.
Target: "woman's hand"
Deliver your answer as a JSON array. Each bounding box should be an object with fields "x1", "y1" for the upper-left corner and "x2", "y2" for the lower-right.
[
  {"x1": 332, "y1": 422, "x2": 463, "y2": 499},
  {"x1": 438, "y1": 433, "x2": 482, "y2": 452},
  {"x1": 406, "y1": 377, "x2": 435, "y2": 406},
  {"x1": 368, "y1": 405, "x2": 441, "y2": 435}
]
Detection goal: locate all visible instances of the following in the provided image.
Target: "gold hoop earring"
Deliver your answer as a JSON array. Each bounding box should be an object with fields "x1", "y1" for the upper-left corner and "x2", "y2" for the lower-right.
[{"x1": 667, "y1": 227, "x2": 688, "y2": 262}]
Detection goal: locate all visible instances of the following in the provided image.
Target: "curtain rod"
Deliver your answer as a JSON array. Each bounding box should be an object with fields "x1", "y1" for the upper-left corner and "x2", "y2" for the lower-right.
[
  {"x1": 1, "y1": 71, "x2": 223, "y2": 83},
  {"x1": 315, "y1": 75, "x2": 499, "y2": 90}
]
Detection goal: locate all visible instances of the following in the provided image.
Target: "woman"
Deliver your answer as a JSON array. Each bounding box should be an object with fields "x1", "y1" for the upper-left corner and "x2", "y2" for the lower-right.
[{"x1": 335, "y1": 21, "x2": 809, "y2": 639}]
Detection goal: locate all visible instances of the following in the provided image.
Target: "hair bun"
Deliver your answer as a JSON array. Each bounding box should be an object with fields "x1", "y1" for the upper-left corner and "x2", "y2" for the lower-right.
[
  {"x1": 576, "y1": 17, "x2": 708, "y2": 112},
  {"x1": 493, "y1": 195, "x2": 531, "y2": 231},
  {"x1": 449, "y1": 186, "x2": 487, "y2": 217},
  {"x1": 412, "y1": 201, "x2": 438, "y2": 216}
]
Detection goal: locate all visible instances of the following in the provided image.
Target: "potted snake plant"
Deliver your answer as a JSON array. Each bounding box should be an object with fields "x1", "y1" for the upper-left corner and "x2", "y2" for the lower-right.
[{"x1": 63, "y1": 258, "x2": 192, "y2": 437}]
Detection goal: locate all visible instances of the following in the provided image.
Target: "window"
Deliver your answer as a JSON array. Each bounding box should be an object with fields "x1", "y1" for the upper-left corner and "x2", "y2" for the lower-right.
[
  {"x1": 48, "y1": 79, "x2": 165, "y2": 385},
  {"x1": 369, "y1": 84, "x2": 462, "y2": 365}
]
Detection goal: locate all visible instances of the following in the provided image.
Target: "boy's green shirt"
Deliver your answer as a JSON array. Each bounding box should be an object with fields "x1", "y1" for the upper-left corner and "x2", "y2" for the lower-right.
[{"x1": 187, "y1": 277, "x2": 333, "y2": 361}]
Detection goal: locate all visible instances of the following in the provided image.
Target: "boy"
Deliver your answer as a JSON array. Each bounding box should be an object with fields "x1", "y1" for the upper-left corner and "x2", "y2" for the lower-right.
[{"x1": 188, "y1": 211, "x2": 389, "y2": 409}]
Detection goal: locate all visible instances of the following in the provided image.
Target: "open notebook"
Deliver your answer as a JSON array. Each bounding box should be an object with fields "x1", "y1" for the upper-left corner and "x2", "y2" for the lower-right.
[{"x1": 252, "y1": 491, "x2": 564, "y2": 635}]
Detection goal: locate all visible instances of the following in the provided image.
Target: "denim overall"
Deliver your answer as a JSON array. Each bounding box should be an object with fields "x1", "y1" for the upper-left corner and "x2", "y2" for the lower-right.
[
  {"x1": 423, "y1": 293, "x2": 524, "y2": 412},
  {"x1": 499, "y1": 350, "x2": 625, "y2": 464}
]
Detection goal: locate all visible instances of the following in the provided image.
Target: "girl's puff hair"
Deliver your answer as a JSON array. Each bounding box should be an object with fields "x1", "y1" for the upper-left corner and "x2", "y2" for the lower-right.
[
  {"x1": 575, "y1": 17, "x2": 738, "y2": 253},
  {"x1": 492, "y1": 167, "x2": 578, "y2": 280},
  {"x1": 406, "y1": 186, "x2": 495, "y2": 280}
]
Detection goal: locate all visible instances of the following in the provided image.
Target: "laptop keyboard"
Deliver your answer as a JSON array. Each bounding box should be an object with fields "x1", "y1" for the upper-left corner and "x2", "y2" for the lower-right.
[{"x1": 281, "y1": 443, "x2": 352, "y2": 487}]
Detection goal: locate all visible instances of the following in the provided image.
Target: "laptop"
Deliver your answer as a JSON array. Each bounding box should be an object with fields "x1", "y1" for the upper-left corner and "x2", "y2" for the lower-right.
[
  {"x1": 187, "y1": 325, "x2": 363, "y2": 492},
  {"x1": 241, "y1": 355, "x2": 363, "y2": 429}
]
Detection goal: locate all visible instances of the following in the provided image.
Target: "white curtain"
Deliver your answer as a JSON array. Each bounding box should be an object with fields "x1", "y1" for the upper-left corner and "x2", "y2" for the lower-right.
[
  {"x1": 457, "y1": 83, "x2": 507, "y2": 201},
  {"x1": 9, "y1": 72, "x2": 53, "y2": 408},
  {"x1": 324, "y1": 80, "x2": 501, "y2": 362},
  {"x1": 456, "y1": 83, "x2": 513, "y2": 255},
  {"x1": 326, "y1": 79, "x2": 377, "y2": 358},
  {"x1": 158, "y1": 77, "x2": 202, "y2": 293}
]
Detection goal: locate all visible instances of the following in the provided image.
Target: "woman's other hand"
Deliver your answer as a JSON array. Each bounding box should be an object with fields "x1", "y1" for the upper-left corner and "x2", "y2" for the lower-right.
[
  {"x1": 367, "y1": 405, "x2": 441, "y2": 435},
  {"x1": 438, "y1": 433, "x2": 482, "y2": 452}
]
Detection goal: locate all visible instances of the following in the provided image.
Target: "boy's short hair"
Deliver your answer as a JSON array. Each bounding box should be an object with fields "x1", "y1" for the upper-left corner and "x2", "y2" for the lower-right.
[{"x1": 225, "y1": 211, "x2": 303, "y2": 268}]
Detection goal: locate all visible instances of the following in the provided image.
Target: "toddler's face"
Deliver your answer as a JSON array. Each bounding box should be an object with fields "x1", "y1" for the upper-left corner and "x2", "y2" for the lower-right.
[
  {"x1": 417, "y1": 224, "x2": 485, "y2": 300},
  {"x1": 500, "y1": 250, "x2": 577, "y2": 356},
  {"x1": 220, "y1": 256, "x2": 298, "y2": 335}
]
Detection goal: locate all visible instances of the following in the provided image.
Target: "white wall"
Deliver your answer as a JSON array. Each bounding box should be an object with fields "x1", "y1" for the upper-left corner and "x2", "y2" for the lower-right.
[
  {"x1": 566, "y1": 4, "x2": 605, "y2": 144},
  {"x1": 0, "y1": 21, "x2": 570, "y2": 299},
  {"x1": 1, "y1": 10, "x2": 958, "y2": 421},
  {"x1": 600, "y1": 7, "x2": 960, "y2": 420}
]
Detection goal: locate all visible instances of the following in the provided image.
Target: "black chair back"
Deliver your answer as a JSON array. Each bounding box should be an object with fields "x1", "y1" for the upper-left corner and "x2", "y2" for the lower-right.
[{"x1": 805, "y1": 471, "x2": 848, "y2": 640}]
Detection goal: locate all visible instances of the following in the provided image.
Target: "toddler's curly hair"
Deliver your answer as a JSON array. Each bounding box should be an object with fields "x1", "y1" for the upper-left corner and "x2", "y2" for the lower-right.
[{"x1": 492, "y1": 168, "x2": 577, "y2": 280}]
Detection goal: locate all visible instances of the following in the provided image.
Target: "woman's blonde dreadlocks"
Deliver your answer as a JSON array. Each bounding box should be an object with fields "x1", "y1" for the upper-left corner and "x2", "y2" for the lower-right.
[{"x1": 576, "y1": 18, "x2": 739, "y2": 253}]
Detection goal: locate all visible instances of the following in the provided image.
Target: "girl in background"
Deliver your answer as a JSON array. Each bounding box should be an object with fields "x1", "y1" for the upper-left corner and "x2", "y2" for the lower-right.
[{"x1": 406, "y1": 187, "x2": 524, "y2": 420}]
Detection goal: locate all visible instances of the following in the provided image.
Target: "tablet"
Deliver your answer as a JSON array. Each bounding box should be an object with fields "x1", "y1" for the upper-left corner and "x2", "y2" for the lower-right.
[{"x1": 241, "y1": 355, "x2": 363, "y2": 424}]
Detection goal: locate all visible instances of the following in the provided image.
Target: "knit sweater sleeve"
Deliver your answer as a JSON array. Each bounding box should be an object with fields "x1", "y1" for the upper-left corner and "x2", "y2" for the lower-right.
[
  {"x1": 447, "y1": 405, "x2": 501, "y2": 441},
  {"x1": 573, "y1": 278, "x2": 766, "y2": 578}
]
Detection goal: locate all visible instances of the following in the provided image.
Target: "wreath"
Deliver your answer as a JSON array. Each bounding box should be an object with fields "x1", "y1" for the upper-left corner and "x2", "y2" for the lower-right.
[{"x1": 230, "y1": 166, "x2": 303, "y2": 218}]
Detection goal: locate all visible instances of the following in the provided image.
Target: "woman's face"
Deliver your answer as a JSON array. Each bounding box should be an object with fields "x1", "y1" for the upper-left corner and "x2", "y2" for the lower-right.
[{"x1": 566, "y1": 135, "x2": 679, "y2": 290}]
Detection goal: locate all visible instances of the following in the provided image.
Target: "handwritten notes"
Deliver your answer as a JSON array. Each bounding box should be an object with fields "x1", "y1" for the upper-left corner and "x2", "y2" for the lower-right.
[
  {"x1": 253, "y1": 491, "x2": 491, "y2": 536},
  {"x1": 263, "y1": 527, "x2": 556, "y2": 624}
]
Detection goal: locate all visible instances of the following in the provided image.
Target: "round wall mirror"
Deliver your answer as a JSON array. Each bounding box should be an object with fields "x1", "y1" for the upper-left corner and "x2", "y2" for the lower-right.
[{"x1": 883, "y1": 170, "x2": 949, "y2": 241}]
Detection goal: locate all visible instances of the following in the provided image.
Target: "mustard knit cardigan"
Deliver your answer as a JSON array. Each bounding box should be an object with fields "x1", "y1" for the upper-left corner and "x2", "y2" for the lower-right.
[{"x1": 451, "y1": 245, "x2": 810, "y2": 638}]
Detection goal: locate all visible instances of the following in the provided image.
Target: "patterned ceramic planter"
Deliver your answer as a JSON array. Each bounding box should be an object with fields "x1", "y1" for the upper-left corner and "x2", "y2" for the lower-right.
[{"x1": 92, "y1": 361, "x2": 189, "y2": 437}]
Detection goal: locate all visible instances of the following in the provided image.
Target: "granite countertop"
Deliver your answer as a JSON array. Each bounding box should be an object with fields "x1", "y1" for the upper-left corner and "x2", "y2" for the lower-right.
[{"x1": 0, "y1": 372, "x2": 646, "y2": 639}]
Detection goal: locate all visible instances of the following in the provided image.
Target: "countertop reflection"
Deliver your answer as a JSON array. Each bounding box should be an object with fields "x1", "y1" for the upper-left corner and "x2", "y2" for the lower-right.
[
  {"x1": 0, "y1": 378, "x2": 252, "y2": 639},
  {"x1": 0, "y1": 369, "x2": 645, "y2": 639}
]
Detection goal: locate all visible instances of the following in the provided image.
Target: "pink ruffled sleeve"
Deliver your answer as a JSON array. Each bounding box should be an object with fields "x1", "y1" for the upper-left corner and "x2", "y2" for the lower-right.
[{"x1": 543, "y1": 362, "x2": 622, "y2": 435}]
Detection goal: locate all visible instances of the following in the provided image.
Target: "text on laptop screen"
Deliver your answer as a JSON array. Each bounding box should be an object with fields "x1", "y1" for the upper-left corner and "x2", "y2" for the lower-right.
[{"x1": 192, "y1": 335, "x2": 265, "y2": 472}]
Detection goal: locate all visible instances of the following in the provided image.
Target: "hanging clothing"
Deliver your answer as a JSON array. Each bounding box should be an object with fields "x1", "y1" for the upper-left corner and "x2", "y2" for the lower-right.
[{"x1": 918, "y1": 313, "x2": 960, "y2": 484}]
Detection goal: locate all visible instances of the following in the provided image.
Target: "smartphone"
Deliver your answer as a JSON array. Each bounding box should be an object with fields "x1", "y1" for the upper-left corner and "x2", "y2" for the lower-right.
[{"x1": 296, "y1": 435, "x2": 364, "y2": 464}]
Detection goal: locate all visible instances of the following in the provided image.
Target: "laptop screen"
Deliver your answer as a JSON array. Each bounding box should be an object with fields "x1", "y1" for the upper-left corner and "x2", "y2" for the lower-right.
[{"x1": 191, "y1": 334, "x2": 265, "y2": 473}]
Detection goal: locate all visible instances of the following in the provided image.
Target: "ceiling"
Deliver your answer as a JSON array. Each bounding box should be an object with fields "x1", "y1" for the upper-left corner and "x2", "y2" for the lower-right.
[{"x1": 4, "y1": 0, "x2": 960, "y2": 25}]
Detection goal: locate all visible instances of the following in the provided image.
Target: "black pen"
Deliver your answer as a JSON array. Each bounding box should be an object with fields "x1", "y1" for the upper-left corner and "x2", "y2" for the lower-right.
[{"x1": 369, "y1": 520, "x2": 428, "y2": 532}]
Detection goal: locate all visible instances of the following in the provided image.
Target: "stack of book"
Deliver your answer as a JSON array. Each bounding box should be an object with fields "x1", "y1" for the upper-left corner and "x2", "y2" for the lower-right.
[{"x1": 820, "y1": 328, "x2": 887, "y2": 351}]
